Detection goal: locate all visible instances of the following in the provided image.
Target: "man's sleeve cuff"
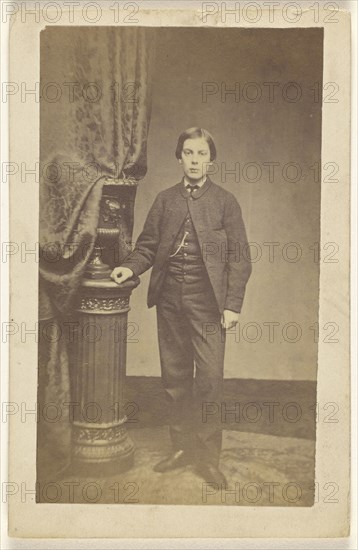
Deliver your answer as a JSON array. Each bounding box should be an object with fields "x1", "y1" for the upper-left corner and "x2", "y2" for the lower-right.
[
  {"x1": 224, "y1": 297, "x2": 243, "y2": 314},
  {"x1": 120, "y1": 261, "x2": 140, "y2": 278}
]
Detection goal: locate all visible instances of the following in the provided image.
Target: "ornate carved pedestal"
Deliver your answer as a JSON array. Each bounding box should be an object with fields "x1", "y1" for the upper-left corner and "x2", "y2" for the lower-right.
[
  {"x1": 71, "y1": 278, "x2": 139, "y2": 474},
  {"x1": 70, "y1": 180, "x2": 139, "y2": 475}
]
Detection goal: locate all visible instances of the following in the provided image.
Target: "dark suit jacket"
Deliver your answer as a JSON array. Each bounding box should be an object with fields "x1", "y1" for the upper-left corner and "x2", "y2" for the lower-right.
[{"x1": 121, "y1": 177, "x2": 252, "y2": 313}]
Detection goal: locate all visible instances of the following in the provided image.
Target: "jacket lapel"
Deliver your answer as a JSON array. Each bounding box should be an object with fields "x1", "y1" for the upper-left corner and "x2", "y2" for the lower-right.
[
  {"x1": 165, "y1": 183, "x2": 188, "y2": 233},
  {"x1": 192, "y1": 176, "x2": 213, "y2": 199}
]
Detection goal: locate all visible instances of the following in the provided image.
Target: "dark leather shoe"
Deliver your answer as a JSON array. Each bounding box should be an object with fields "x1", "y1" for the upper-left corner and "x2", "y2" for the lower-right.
[
  {"x1": 153, "y1": 450, "x2": 192, "y2": 473},
  {"x1": 195, "y1": 462, "x2": 227, "y2": 485}
]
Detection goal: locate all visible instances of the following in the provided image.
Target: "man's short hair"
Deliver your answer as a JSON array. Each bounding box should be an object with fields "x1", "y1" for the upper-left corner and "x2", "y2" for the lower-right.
[{"x1": 175, "y1": 127, "x2": 217, "y2": 161}]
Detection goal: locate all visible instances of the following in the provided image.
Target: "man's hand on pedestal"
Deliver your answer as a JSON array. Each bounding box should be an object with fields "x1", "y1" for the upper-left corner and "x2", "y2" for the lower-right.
[
  {"x1": 221, "y1": 309, "x2": 239, "y2": 330},
  {"x1": 110, "y1": 266, "x2": 134, "y2": 285}
]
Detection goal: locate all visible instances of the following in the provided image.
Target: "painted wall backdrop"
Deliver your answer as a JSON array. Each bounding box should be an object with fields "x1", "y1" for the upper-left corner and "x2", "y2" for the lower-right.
[
  {"x1": 126, "y1": 27, "x2": 323, "y2": 381},
  {"x1": 40, "y1": 27, "x2": 323, "y2": 381}
]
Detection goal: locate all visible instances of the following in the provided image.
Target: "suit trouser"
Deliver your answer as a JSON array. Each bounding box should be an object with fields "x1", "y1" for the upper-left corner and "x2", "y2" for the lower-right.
[{"x1": 156, "y1": 271, "x2": 226, "y2": 466}]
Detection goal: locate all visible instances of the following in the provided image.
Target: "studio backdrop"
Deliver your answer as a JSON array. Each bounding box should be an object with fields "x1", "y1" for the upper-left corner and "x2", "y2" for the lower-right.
[{"x1": 39, "y1": 26, "x2": 323, "y2": 423}]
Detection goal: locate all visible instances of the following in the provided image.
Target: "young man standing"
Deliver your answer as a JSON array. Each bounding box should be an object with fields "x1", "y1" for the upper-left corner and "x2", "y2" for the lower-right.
[{"x1": 111, "y1": 127, "x2": 252, "y2": 484}]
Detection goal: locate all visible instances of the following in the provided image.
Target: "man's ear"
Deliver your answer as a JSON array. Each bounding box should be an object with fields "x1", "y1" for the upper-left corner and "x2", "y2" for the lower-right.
[{"x1": 178, "y1": 159, "x2": 182, "y2": 164}]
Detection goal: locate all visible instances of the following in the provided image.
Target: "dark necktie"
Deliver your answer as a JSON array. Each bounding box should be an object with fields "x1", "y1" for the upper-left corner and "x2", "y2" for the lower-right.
[{"x1": 186, "y1": 184, "x2": 200, "y2": 194}]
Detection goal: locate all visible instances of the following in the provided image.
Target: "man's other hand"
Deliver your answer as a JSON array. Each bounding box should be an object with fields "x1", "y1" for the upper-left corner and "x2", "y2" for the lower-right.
[
  {"x1": 221, "y1": 309, "x2": 239, "y2": 330},
  {"x1": 110, "y1": 266, "x2": 134, "y2": 285}
]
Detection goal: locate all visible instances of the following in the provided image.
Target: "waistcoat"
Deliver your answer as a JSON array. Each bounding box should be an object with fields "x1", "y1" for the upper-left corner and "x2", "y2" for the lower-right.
[{"x1": 167, "y1": 207, "x2": 207, "y2": 283}]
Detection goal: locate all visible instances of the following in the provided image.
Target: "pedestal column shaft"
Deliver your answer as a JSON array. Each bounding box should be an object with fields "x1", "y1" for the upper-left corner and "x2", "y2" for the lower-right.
[{"x1": 71, "y1": 279, "x2": 139, "y2": 471}]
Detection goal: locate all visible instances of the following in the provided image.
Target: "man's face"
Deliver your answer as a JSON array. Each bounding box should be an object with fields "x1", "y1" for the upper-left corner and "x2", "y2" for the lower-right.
[{"x1": 180, "y1": 137, "x2": 211, "y2": 182}]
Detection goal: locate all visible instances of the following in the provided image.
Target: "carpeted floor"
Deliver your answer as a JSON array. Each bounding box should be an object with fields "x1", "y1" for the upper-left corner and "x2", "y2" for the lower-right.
[
  {"x1": 37, "y1": 425, "x2": 315, "y2": 506},
  {"x1": 36, "y1": 378, "x2": 316, "y2": 506}
]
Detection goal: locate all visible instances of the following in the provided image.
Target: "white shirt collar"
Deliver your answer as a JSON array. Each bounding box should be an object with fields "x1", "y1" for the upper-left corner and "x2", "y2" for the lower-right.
[{"x1": 183, "y1": 175, "x2": 207, "y2": 188}]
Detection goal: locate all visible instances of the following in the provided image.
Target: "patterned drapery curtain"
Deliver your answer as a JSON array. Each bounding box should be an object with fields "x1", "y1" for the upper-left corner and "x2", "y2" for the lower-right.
[
  {"x1": 40, "y1": 27, "x2": 155, "y2": 318},
  {"x1": 38, "y1": 28, "x2": 156, "y2": 466}
]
